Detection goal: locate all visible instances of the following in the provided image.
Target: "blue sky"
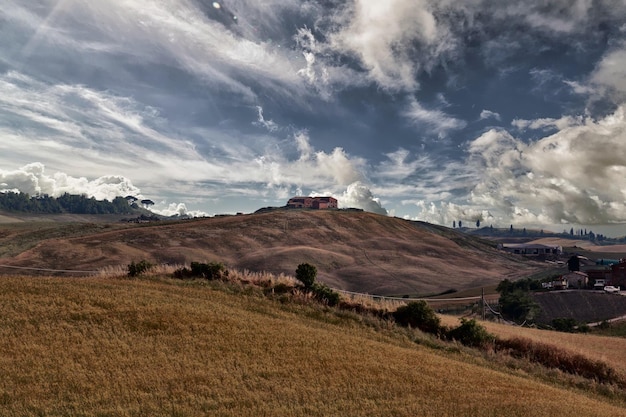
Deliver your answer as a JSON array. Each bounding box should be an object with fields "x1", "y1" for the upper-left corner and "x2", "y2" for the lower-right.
[{"x1": 2, "y1": 1, "x2": 626, "y2": 228}]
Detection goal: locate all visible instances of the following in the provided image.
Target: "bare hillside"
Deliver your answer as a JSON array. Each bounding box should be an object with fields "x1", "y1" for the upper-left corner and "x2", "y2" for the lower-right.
[{"x1": 0, "y1": 210, "x2": 545, "y2": 295}]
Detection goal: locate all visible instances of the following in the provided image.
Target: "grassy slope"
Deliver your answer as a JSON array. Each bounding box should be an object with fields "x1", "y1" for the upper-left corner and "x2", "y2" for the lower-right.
[
  {"x1": 1, "y1": 276, "x2": 625, "y2": 417},
  {"x1": 440, "y1": 315, "x2": 626, "y2": 377},
  {"x1": 0, "y1": 210, "x2": 544, "y2": 295}
]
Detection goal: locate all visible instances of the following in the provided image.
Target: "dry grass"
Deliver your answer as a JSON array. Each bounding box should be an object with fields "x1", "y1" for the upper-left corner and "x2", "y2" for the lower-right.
[
  {"x1": 1, "y1": 275, "x2": 626, "y2": 416},
  {"x1": 440, "y1": 315, "x2": 626, "y2": 377},
  {"x1": 0, "y1": 210, "x2": 544, "y2": 295}
]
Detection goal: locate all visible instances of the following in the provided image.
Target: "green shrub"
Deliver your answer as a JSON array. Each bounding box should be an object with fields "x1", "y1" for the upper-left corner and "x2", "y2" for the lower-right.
[
  {"x1": 549, "y1": 318, "x2": 591, "y2": 333},
  {"x1": 446, "y1": 318, "x2": 495, "y2": 348},
  {"x1": 577, "y1": 323, "x2": 591, "y2": 333},
  {"x1": 127, "y1": 260, "x2": 154, "y2": 277},
  {"x1": 393, "y1": 301, "x2": 442, "y2": 335},
  {"x1": 311, "y1": 283, "x2": 340, "y2": 306},
  {"x1": 551, "y1": 318, "x2": 578, "y2": 333},
  {"x1": 173, "y1": 261, "x2": 228, "y2": 280},
  {"x1": 172, "y1": 267, "x2": 192, "y2": 279},
  {"x1": 498, "y1": 289, "x2": 540, "y2": 324},
  {"x1": 272, "y1": 283, "x2": 293, "y2": 295},
  {"x1": 295, "y1": 263, "x2": 317, "y2": 289}
]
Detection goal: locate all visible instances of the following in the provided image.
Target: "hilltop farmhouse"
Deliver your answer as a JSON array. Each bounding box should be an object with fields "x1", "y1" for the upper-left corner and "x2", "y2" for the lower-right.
[{"x1": 287, "y1": 196, "x2": 338, "y2": 209}]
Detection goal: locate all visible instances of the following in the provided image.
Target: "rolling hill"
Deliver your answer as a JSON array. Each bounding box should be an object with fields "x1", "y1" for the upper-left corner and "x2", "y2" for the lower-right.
[
  {"x1": 1, "y1": 274, "x2": 625, "y2": 416},
  {"x1": 0, "y1": 209, "x2": 548, "y2": 295}
]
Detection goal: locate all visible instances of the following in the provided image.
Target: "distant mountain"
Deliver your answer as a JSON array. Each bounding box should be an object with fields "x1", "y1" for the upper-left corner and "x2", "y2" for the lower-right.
[{"x1": 0, "y1": 210, "x2": 547, "y2": 295}]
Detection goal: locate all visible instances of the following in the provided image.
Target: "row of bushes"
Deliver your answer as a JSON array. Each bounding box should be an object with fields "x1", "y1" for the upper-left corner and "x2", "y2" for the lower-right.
[
  {"x1": 173, "y1": 262, "x2": 229, "y2": 280},
  {"x1": 392, "y1": 300, "x2": 624, "y2": 385},
  {"x1": 125, "y1": 259, "x2": 622, "y2": 385},
  {"x1": 126, "y1": 260, "x2": 489, "y2": 346},
  {"x1": 393, "y1": 300, "x2": 495, "y2": 348}
]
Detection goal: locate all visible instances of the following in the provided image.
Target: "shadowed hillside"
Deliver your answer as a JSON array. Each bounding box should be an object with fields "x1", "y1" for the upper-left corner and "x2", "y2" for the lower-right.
[
  {"x1": 0, "y1": 210, "x2": 546, "y2": 295},
  {"x1": 533, "y1": 291, "x2": 626, "y2": 325}
]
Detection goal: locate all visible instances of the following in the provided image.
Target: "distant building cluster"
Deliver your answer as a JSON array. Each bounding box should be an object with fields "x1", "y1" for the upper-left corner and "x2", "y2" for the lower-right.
[
  {"x1": 498, "y1": 243, "x2": 562, "y2": 258},
  {"x1": 286, "y1": 196, "x2": 338, "y2": 210},
  {"x1": 586, "y1": 259, "x2": 626, "y2": 290},
  {"x1": 500, "y1": 242, "x2": 626, "y2": 292}
]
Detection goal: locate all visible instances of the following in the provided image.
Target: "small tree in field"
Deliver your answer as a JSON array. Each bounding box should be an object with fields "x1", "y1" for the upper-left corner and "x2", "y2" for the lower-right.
[{"x1": 295, "y1": 263, "x2": 317, "y2": 289}]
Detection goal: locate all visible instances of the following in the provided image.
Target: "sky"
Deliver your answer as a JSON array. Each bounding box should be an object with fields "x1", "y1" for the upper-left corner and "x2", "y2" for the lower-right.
[{"x1": 2, "y1": 1, "x2": 626, "y2": 230}]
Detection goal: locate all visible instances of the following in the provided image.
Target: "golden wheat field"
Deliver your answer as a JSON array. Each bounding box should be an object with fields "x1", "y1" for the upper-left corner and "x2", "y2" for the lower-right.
[
  {"x1": 0, "y1": 275, "x2": 625, "y2": 417},
  {"x1": 439, "y1": 315, "x2": 626, "y2": 377}
]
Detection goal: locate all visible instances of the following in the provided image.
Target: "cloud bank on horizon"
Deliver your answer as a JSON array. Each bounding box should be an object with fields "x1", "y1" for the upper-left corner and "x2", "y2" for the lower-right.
[{"x1": 1, "y1": 0, "x2": 626, "y2": 225}]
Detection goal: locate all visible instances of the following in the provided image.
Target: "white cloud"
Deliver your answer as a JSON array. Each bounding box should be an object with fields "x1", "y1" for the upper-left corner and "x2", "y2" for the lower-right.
[
  {"x1": 4, "y1": 0, "x2": 626, "y2": 227},
  {"x1": 405, "y1": 200, "x2": 495, "y2": 227},
  {"x1": 591, "y1": 44, "x2": 626, "y2": 102},
  {"x1": 250, "y1": 132, "x2": 365, "y2": 190},
  {"x1": 401, "y1": 104, "x2": 626, "y2": 227},
  {"x1": 466, "y1": 106, "x2": 626, "y2": 224},
  {"x1": 479, "y1": 110, "x2": 501, "y2": 121},
  {"x1": 0, "y1": 163, "x2": 141, "y2": 201},
  {"x1": 0, "y1": 71, "x2": 203, "y2": 181},
  {"x1": 0, "y1": 68, "x2": 373, "y2": 205},
  {"x1": 326, "y1": 0, "x2": 450, "y2": 91},
  {"x1": 339, "y1": 181, "x2": 388, "y2": 215},
  {"x1": 254, "y1": 106, "x2": 279, "y2": 132},
  {"x1": 2, "y1": 1, "x2": 311, "y2": 101},
  {"x1": 374, "y1": 149, "x2": 422, "y2": 180},
  {"x1": 403, "y1": 99, "x2": 466, "y2": 137},
  {"x1": 151, "y1": 202, "x2": 210, "y2": 218},
  {"x1": 511, "y1": 115, "x2": 583, "y2": 131}
]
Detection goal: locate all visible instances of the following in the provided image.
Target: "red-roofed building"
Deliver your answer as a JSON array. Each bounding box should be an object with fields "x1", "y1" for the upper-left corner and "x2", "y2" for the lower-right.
[{"x1": 287, "y1": 196, "x2": 338, "y2": 209}]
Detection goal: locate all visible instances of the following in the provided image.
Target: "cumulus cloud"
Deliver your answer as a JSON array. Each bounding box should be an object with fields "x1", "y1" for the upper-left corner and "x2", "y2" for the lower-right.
[
  {"x1": 401, "y1": 104, "x2": 626, "y2": 227},
  {"x1": 248, "y1": 131, "x2": 365, "y2": 191},
  {"x1": 0, "y1": 163, "x2": 215, "y2": 218},
  {"x1": 0, "y1": 163, "x2": 141, "y2": 201},
  {"x1": 326, "y1": 0, "x2": 449, "y2": 91},
  {"x1": 591, "y1": 44, "x2": 626, "y2": 101},
  {"x1": 339, "y1": 181, "x2": 388, "y2": 215},
  {"x1": 466, "y1": 106, "x2": 626, "y2": 224},
  {"x1": 151, "y1": 202, "x2": 209, "y2": 218}
]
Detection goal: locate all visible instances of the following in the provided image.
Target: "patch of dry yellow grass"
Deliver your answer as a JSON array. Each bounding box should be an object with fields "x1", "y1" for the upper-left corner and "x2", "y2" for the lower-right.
[
  {"x1": 0, "y1": 276, "x2": 625, "y2": 416},
  {"x1": 440, "y1": 315, "x2": 626, "y2": 377}
]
